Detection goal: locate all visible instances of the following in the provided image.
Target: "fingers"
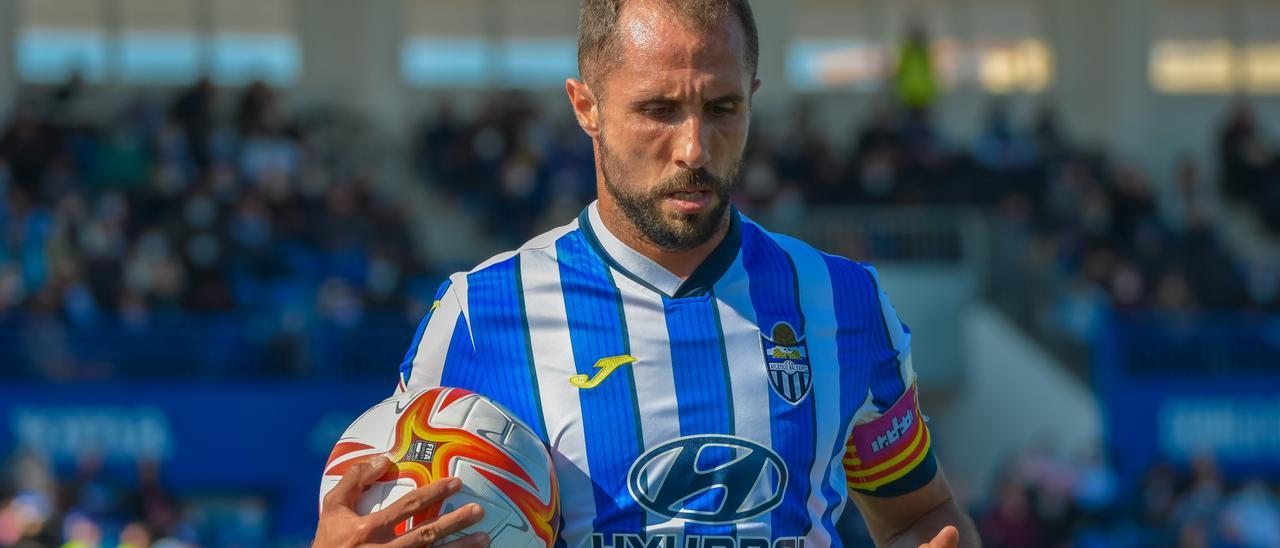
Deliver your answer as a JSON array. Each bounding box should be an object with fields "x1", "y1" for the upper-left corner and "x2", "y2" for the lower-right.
[
  {"x1": 920, "y1": 525, "x2": 959, "y2": 548},
  {"x1": 385, "y1": 503, "x2": 486, "y2": 548},
  {"x1": 323, "y1": 456, "x2": 391, "y2": 512},
  {"x1": 370, "y1": 477, "x2": 464, "y2": 529}
]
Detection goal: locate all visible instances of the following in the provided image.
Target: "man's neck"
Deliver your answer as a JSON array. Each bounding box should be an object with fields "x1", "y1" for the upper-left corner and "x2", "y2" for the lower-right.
[{"x1": 596, "y1": 200, "x2": 730, "y2": 280}]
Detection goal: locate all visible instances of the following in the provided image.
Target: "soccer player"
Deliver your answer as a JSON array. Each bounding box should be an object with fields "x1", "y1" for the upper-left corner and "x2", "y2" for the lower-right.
[{"x1": 315, "y1": 1, "x2": 979, "y2": 546}]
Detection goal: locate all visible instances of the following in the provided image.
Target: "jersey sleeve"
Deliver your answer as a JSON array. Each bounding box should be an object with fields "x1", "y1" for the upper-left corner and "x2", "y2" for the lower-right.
[
  {"x1": 843, "y1": 265, "x2": 938, "y2": 498},
  {"x1": 397, "y1": 274, "x2": 479, "y2": 394}
]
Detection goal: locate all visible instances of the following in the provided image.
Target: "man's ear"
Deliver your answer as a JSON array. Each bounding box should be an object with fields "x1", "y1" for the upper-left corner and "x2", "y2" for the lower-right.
[
  {"x1": 566, "y1": 78, "x2": 601, "y2": 138},
  {"x1": 751, "y1": 78, "x2": 763, "y2": 96}
]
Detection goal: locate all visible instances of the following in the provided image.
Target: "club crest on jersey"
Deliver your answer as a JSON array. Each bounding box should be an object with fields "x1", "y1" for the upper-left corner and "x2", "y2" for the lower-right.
[{"x1": 761, "y1": 321, "x2": 812, "y2": 404}]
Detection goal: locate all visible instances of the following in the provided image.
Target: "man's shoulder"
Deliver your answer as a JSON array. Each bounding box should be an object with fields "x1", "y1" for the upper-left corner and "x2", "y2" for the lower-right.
[
  {"x1": 741, "y1": 217, "x2": 878, "y2": 283},
  {"x1": 445, "y1": 217, "x2": 583, "y2": 290},
  {"x1": 430, "y1": 218, "x2": 583, "y2": 325}
]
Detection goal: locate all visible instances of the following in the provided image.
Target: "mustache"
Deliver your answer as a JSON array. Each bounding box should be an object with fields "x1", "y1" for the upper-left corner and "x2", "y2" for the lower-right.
[{"x1": 650, "y1": 168, "x2": 734, "y2": 197}]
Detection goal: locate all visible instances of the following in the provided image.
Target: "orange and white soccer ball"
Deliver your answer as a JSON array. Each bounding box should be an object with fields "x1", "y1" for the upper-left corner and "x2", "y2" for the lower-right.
[{"x1": 320, "y1": 387, "x2": 560, "y2": 547}]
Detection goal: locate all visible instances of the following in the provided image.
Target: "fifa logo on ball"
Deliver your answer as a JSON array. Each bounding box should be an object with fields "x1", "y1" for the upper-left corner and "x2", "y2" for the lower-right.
[{"x1": 405, "y1": 440, "x2": 438, "y2": 464}]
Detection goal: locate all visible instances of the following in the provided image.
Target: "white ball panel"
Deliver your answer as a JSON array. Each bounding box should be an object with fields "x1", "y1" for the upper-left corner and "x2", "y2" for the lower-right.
[
  {"x1": 365, "y1": 479, "x2": 418, "y2": 514},
  {"x1": 428, "y1": 392, "x2": 477, "y2": 429},
  {"x1": 502, "y1": 426, "x2": 553, "y2": 500},
  {"x1": 459, "y1": 397, "x2": 514, "y2": 446},
  {"x1": 339, "y1": 398, "x2": 404, "y2": 453},
  {"x1": 357, "y1": 482, "x2": 390, "y2": 515}
]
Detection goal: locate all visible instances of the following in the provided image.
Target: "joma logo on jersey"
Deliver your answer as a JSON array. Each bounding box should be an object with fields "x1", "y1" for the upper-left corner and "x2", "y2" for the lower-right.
[
  {"x1": 570, "y1": 355, "x2": 637, "y2": 389},
  {"x1": 761, "y1": 322, "x2": 812, "y2": 404},
  {"x1": 870, "y1": 410, "x2": 915, "y2": 453},
  {"x1": 627, "y1": 435, "x2": 787, "y2": 524}
]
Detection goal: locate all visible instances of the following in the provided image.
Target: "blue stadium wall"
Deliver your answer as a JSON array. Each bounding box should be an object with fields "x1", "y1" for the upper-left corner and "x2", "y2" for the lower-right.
[{"x1": 0, "y1": 382, "x2": 392, "y2": 540}]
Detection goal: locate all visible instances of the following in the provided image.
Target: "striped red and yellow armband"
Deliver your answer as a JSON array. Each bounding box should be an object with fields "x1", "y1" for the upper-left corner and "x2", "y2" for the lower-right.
[{"x1": 843, "y1": 382, "x2": 938, "y2": 498}]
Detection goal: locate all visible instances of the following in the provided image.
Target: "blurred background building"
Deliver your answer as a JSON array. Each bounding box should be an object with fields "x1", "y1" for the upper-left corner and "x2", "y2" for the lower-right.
[{"x1": 1, "y1": 0, "x2": 1279, "y2": 546}]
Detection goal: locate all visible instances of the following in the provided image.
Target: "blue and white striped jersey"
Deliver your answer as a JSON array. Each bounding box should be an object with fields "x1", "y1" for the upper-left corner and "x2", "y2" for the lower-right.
[{"x1": 398, "y1": 202, "x2": 936, "y2": 548}]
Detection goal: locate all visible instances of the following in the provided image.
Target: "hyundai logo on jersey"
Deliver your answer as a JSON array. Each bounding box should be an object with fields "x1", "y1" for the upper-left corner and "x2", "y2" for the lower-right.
[
  {"x1": 761, "y1": 322, "x2": 812, "y2": 404},
  {"x1": 627, "y1": 435, "x2": 787, "y2": 524}
]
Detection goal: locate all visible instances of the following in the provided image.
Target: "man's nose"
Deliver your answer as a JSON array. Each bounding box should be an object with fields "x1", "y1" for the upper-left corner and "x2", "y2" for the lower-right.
[{"x1": 673, "y1": 115, "x2": 712, "y2": 171}]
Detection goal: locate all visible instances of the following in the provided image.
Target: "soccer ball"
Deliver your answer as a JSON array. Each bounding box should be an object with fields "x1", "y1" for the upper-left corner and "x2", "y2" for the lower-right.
[{"x1": 320, "y1": 387, "x2": 560, "y2": 547}]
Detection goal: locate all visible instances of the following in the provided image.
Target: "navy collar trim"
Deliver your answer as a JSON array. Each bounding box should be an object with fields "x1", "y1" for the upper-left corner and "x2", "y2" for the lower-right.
[{"x1": 577, "y1": 204, "x2": 742, "y2": 299}]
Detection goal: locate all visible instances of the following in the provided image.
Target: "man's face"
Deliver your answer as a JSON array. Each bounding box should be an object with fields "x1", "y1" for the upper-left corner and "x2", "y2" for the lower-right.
[{"x1": 574, "y1": 3, "x2": 759, "y2": 251}]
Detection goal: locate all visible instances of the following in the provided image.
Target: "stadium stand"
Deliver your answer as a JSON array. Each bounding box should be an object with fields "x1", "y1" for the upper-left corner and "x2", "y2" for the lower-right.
[{"x1": 0, "y1": 80, "x2": 436, "y2": 380}]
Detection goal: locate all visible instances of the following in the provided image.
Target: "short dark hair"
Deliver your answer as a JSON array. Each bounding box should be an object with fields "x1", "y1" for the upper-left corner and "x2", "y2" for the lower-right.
[{"x1": 577, "y1": 0, "x2": 759, "y2": 89}]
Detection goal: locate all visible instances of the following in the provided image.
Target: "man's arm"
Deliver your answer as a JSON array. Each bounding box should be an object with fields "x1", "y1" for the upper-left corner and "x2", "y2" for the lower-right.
[
  {"x1": 831, "y1": 263, "x2": 978, "y2": 547},
  {"x1": 849, "y1": 467, "x2": 979, "y2": 548}
]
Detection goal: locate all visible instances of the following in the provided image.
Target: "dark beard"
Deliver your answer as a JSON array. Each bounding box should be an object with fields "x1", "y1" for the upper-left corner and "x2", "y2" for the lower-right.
[{"x1": 600, "y1": 136, "x2": 742, "y2": 251}]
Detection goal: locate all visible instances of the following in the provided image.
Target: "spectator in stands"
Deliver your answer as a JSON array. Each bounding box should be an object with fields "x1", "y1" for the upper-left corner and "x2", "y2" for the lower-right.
[
  {"x1": 1107, "y1": 167, "x2": 1159, "y2": 260},
  {"x1": 895, "y1": 22, "x2": 939, "y2": 112},
  {"x1": 417, "y1": 101, "x2": 464, "y2": 189},
  {"x1": 1219, "y1": 100, "x2": 1280, "y2": 231},
  {"x1": 236, "y1": 80, "x2": 278, "y2": 136},
  {"x1": 129, "y1": 460, "x2": 178, "y2": 538},
  {"x1": 1172, "y1": 455, "x2": 1226, "y2": 540},
  {"x1": 850, "y1": 103, "x2": 903, "y2": 203},
  {"x1": 979, "y1": 479, "x2": 1045, "y2": 548},
  {"x1": 974, "y1": 100, "x2": 1035, "y2": 172},
  {"x1": 1218, "y1": 100, "x2": 1271, "y2": 200},
  {"x1": 1159, "y1": 155, "x2": 1218, "y2": 235},
  {"x1": 0, "y1": 103, "x2": 56, "y2": 197},
  {"x1": 171, "y1": 78, "x2": 216, "y2": 170},
  {"x1": 1031, "y1": 103, "x2": 1069, "y2": 165},
  {"x1": 1220, "y1": 479, "x2": 1280, "y2": 548},
  {"x1": 117, "y1": 522, "x2": 152, "y2": 548}
]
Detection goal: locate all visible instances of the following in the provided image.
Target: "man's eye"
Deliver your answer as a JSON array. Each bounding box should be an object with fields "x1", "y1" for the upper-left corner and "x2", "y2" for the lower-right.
[
  {"x1": 644, "y1": 106, "x2": 674, "y2": 119},
  {"x1": 710, "y1": 104, "x2": 737, "y2": 116}
]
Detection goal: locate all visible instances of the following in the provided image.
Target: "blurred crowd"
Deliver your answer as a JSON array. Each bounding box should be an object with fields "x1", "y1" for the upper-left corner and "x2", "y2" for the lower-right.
[
  {"x1": 0, "y1": 451, "x2": 267, "y2": 547},
  {"x1": 5, "y1": 78, "x2": 1280, "y2": 378},
  {"x1": 973, "y1": 446, "x2": 1280, "y2": 548},
  {"x1": 413, "y1": 96, "x2": 598, "y2": 247},
  {"x1": 415, "y1": 95, "x2": 1280, "y2": 316},
  {"x1": 0, "y1": 78, "x2": 437, "y2": 378},
  {"x1": 1, "y1": 77, "x2": 431, "y2": 314},
  {"x1": 4, "y1": 81, "x2": 1278, "y2": 315}
]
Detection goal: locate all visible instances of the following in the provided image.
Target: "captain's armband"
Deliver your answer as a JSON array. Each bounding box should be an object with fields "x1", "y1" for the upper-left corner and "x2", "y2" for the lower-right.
[{"x1": 843, "y1": 382, "x2": 937, "y2": 498}]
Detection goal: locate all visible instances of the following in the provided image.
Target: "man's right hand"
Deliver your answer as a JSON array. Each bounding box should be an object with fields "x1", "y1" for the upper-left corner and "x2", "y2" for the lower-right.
[{"x1": 314, "y1": 456, "x2": 490, "y2": 547}]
